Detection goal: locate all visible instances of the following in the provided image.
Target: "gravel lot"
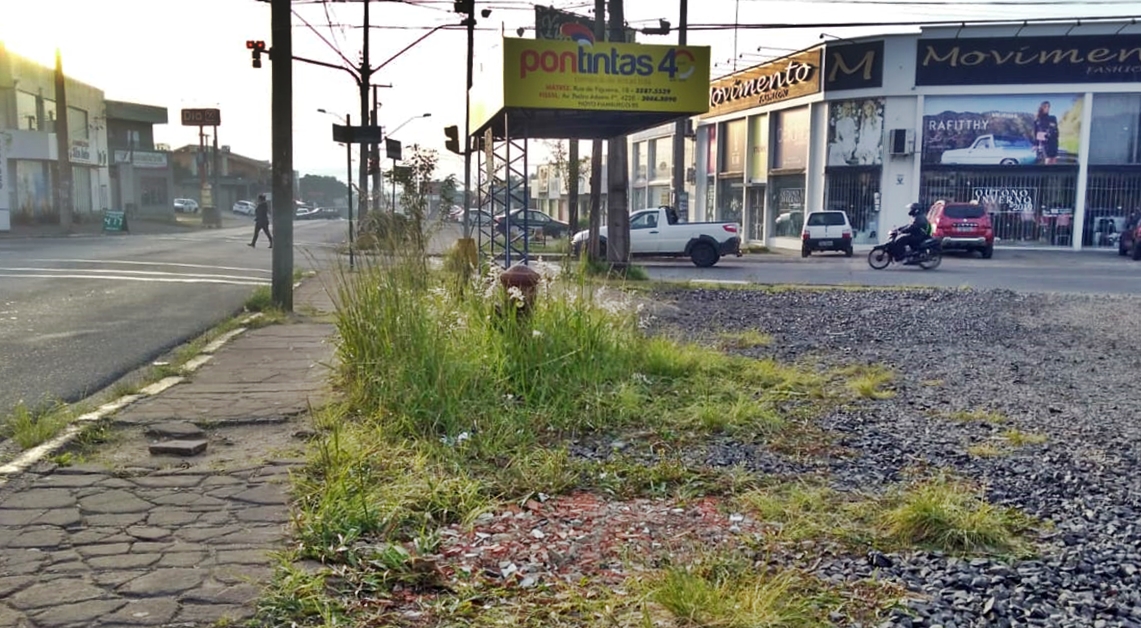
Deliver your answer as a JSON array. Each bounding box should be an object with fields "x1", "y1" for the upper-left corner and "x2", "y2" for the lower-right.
[{"x1": 650, "y1": 287, "x2": 1141, "y2": 628}]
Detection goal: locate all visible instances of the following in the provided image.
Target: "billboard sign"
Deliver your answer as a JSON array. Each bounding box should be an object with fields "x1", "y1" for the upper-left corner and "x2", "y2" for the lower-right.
[
  {"x1": 501, "y1": 37, "x2": 711, "y2": 114},
  {"x1": 824, "y1": 40, "x2": 884, "y2": 92},
  {"x1": 916, "y1": 35, "x2": 1141, "y2": 86},
  {"x1": 922, "y1": 94, "x2": 1083, "y2": 166},
  {"x1": 705, "y1": 48, "x2": 823, "y2": 118},
  {"x1": 828, "y1": 98, "x2": 884, "y2": 166},
  {"x1": 181, "y1": 108, "x2": 221, "y2": 127},
  {"x1": 534, "y1": 5, "x2": 636, "y2": 42}
]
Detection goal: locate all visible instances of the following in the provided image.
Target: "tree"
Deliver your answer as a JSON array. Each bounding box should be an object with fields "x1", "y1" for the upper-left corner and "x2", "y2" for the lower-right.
[
  {"x1": 545, "y1": 141, "x2": 590, "y2": 231},
  {"x1": 391, "y1": 145, "x2": 450, "y2": 252},
  {"x1": 299, "y1": 174, "x2": 348, "y2": 207}
]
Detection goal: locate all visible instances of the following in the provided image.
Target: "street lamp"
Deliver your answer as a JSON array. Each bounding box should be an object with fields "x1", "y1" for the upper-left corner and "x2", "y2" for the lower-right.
[
  {"x1": 317, "y1": 108, "x2": 346, "y2": 124},
  {"x1": 389, "y1": 112, "x2": 432, "y2": 138}
]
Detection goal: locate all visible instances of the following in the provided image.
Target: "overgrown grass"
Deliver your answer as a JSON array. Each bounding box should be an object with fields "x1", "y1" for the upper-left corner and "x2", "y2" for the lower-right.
[
  {"x1": 1, "y1": 400, "x2": 76, "y2": 449},
  {"x1": 944, "y1": 409, "x2": 1008, "y2": 424},
  {"x1": 717, "y1": 328, "x2": 773, "y2": 350},
  {"x1": 244, "y1": 285, "x2": 275, "y2": 313},
  {"x1": 739, "y1": 475, "x2": 1029, "y2": 556},
  {"x1": 839, "y1": 364, "x2": 896, "y2": 400},
  {"x1": 270, "y1": 253, "x2": 1026, "y2": 625}
]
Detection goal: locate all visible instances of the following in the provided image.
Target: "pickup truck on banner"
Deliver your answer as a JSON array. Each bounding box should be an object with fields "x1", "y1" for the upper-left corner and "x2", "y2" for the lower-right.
[{"x1": 572, "y1": 207, "x2": 742, "y2": 267}]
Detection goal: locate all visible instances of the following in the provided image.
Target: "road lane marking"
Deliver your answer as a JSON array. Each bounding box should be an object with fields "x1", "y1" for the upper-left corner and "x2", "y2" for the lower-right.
[
  {"x1": 0, "y1": 273, "x2": 269, "y2": 286},
  {"x1": 23, "y1": 259, "x2": 272, "y2": 274},
  {"x1": 0, "y1": 266, "x2": 266, "y2": 282}
]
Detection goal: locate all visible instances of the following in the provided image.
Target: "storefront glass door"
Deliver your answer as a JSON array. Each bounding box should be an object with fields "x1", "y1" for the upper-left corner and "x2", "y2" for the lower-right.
[{"x1": 746, "y1": 186, "x2": 766, "y2": 242}]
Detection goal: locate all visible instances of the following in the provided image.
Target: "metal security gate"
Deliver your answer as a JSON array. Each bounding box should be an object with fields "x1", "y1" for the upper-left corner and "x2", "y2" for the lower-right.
[
  {"x1": 920, "y1": 167, "x2": 1078, "y2": 247},
  {"x1": 1083, "y1": 168, "x2": 1141, "y2": 249},
  {"x1": 825, "y1": 167, "x2": 881, "y2": 245}
]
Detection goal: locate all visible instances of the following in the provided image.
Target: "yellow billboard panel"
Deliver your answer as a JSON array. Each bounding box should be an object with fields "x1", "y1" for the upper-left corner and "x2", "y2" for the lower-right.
[{"x1": 501, "y1": 37, "x2": 710, "y2": 114}]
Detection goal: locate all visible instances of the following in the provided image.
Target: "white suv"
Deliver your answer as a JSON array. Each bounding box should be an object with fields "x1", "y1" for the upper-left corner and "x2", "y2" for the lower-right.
[
  {"x1": 801, "y1": 210, "x2": 854, "y2": 257},
  {"x1": 233, "y1": 200, "x2": 256, "y2": 215}
]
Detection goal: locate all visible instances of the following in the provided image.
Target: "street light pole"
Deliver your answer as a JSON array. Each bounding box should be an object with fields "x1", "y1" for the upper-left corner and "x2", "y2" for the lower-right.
[{"x1": 671, "y1": 0, "x2": 689, "y2": 221}]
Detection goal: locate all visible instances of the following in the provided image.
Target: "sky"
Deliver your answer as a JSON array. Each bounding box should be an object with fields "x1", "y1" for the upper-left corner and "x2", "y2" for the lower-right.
[
  {"x1": 2, "y1": 0, "x2": 1139, "y2": 183},
  {"x1": 924, "y1": 94, "x2": 1085, "y2": 116}
]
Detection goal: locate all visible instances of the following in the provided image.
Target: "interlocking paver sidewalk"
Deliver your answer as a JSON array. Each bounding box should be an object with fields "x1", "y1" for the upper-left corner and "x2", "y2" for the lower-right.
[{"x1": 0, "y1": 278, "x2": 339, "y2": 627}]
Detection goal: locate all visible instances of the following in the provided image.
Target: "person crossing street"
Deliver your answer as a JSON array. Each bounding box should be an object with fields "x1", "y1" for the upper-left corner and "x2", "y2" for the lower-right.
[{"x1": 249, "y1": 193, "x2": 273, "y2": 249}]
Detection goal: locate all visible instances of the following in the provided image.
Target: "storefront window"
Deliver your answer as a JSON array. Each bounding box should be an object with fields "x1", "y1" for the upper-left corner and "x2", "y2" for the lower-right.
[
  {"x1": 648, "y1": 185, "x2": 670, "y2": 209},
  {"x1": 1089, "y1": 94, "x2": 1141, "y2": 165},
  {"x1": 748, "y1": 115, "x2": 768, "y2": 182},
  {"x1": 72, "y1": 166, "x2": 93, "y2": 213},
  {"x1": 769, "y1": 174, "x2": 805, "y2": 237},
  {"x1": 827, "y1": 99, "x2": 884, "y2": 166},
  {"x1": 633, "y1": 142, "x2": 648, "y2": 185},
  {"x1": 705, "y1": 176, "x2": 715, "y2": 220},
  {"x1": 632, "y1": 187, "x2": 646, "y2": 211},
  {"x1": 1084, "y1": 171, "x2": 1141, "y2": 249},
  {"x1": 721, "y1": 120, "x2": 747, "y2": 174},
  {"x1": 652, "y1": 138, "x2": 672, "y2": 182},
  {"x1": 15, "y1": 160, "x2": 55, "y2": 222},
  {"x1": 15, "y1": 92, "x2": 39, "y2": 131},
  {"x1": 920, "y1": 169, "x2": 1077, "y2": 247},
  {"x1": 69, "y1": 107, "x2": 89, "y2": 140},
  {"x1": 774, "y1": 107, "x2": 810, "y2": 171},
  {"x1": 746, "y1": 186, "x2": 766, "y2": 241},
  {"x1": 825, "y1": 169, "x2": 880, "y2": 244},
  {"x1": 141, "y1": 177, "x2": 169, "y2": 207},
  {"x1": 718, "y1": 178, "x2": 743, "y2": 225}
]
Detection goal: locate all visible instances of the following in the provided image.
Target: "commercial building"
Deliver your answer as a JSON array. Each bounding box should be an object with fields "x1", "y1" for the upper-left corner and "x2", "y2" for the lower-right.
[
  {"x1": 170, "y1": 144, "x2": 271, "y2": 212},
  {"x1": 0, "y1": 42, "x2": 110, "y2": 231},
  {"x1": 530, "y1": 150, "x2": 609, "y2": 222},
  {"x1": 105, "y1": 99, "x2": 174, "y2": 218},
  {"x1": 645, "y1": 19, "x2": 1141, "y2": 251}
]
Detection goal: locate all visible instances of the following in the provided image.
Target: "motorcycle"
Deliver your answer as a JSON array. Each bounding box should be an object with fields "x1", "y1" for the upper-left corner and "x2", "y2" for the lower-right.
[{"x1": 867, "y1": 230, "x2": 943, "y2": 270}]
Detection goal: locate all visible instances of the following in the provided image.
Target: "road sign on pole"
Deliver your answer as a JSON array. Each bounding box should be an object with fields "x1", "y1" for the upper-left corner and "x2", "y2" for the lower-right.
[
  {"x1": 331, "y1": 125, "x2": 384, "y2": 144},
  {"x1": 181, "y1": 108, "x2": 221, "y2": 127}
]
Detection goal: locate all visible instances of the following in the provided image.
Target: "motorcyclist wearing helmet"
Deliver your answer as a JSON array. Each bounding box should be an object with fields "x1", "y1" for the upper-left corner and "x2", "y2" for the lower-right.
[{"x1": 893, "y1": 203, "x2": 931, "y2": 264}]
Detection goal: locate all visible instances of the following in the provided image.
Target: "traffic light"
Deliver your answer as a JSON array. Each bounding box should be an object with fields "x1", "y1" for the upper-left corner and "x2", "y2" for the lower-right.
[
  {"x1": 246, "y1": 40, "x2": 267, "y2": 69},
  {"x1": 453, "y1": 0, "x2": 474, "y2": 14},
  {"x1": 444, "y1": 125, "x2": 461, "y2": 155}
]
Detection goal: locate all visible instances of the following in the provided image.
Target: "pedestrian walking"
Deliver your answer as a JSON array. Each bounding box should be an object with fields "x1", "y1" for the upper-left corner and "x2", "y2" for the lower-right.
[{"x1": 249, "y1": 193, "x2": 273, "y2": 248}]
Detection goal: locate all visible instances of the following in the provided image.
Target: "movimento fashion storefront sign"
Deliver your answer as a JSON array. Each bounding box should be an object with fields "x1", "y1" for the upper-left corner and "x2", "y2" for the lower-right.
[
  {"x1": 916, "y1": 34, "x2": 1141, "y2": 85},
  {"x1": 705, "y1": 48, "x2": 823, "y2": 118}
]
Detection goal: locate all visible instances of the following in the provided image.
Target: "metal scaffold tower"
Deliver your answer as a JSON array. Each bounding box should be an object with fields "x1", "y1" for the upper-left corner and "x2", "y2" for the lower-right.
[{"x1": 476, "y1": 118, "x2": 533, "y2": 268}]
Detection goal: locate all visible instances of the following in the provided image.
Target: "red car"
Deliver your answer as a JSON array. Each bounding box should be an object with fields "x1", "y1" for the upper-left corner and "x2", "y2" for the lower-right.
[{"x1": 927, "y1": 200, "x2": 995, "y2": 259}]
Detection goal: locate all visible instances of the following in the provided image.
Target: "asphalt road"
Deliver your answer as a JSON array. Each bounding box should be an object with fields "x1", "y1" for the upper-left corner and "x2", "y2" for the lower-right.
[
  {"x1": 639, "y1": 248, "x2": 1141, "y2": 295},
  {"x1": 0, "y1": 219, "x2": 347, "y2": 413}
]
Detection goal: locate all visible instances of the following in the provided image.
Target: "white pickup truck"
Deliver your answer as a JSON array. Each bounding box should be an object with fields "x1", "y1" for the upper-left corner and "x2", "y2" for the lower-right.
[{"x1": 571, "y1": 206, "x2": 742, "y2": 267}]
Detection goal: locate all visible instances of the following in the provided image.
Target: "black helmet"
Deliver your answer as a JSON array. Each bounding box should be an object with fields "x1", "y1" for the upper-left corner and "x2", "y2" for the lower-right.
[{"x1": 907, "y1": 202, "x2": 923, "y2": 217}]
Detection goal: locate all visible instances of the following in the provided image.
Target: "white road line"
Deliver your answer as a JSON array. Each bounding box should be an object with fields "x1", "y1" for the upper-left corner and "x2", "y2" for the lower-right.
[
  {"x1": 0, "y1": 267, "x2": 266, "y2": 282},
  {"x1": 23, "y1": 259, "x2": 272, "y2": 274},
  {"x1": 0, "y1": 273, "x2": 269, "y2": 286}
]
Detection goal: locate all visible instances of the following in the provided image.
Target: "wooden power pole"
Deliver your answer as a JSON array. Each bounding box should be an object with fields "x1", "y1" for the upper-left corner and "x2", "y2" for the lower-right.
[
  {"x1": 271, "y1": 0, "x2": 294, "y2": 311},
  {"x1": 606, "y1": 0, "x2": 630, "y2": 267},
  {"x1": 587, "y1": 0, "x2": 605, "y2": 260},
  {"x1": 53, "y1": 49, "x2": 73, "y2": 231}
]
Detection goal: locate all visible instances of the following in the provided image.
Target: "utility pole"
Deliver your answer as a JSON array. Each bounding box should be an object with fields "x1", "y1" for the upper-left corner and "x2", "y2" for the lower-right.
[
  {"x1": 271, "y1": 0, "x2": 294, "y2": 311},
  {"x1": 671, "y1": 0, "x2": 689, "y2": 221},
  {"x1": 461, "y1": 9, "x2": 475, "y2": 240},
  {"x1": 53, "y1": 49, "x2": 73, "y2": 231},
  {"x1": 212, "y1": 129, "x2": 221, "y2": 228},
  {"x1": 587, "y1": 0, "x2": 605, "y2": 260},
  {"x1": 371, "y1": 85, "x2": 381, "y2": 214},
  {"x1": 358, "y1": 0, "x2": 371, "y2": 225},
  {"x1": 606, "y1": 0, "x2": 630, "y2": 267}
]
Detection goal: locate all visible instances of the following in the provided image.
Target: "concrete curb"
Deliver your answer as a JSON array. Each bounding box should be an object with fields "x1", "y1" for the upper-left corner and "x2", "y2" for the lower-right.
[{"x1": 0, "y1": 312, "x2": 265, "y2": 485}]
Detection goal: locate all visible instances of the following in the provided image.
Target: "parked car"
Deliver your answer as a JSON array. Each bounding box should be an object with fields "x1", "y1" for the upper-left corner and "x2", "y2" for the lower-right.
[
  {"x1": 494, "y1": 209, "x2": 570, "y2": 239},
  {"x1": 800, "y1": 210, "x2": 854, "y2": 257},
  {"x1": 940, "y1": 134, "x2": 1038, "y2": 166},
  {"x1": 571, "y1": 206, "x2": 741, "y2": 268},
  {"x1": 928, "y1": 200, "x2": 995, "y2": 258},
  {"x1": 295, "y1": 206, "x2": 320, "y2": 220},
  {"x1": 173, "y1": 198, "x2": 199, "y2": 214},
  {"x1": 233, "y1": 200, "x2": 256, "y2": 215}
]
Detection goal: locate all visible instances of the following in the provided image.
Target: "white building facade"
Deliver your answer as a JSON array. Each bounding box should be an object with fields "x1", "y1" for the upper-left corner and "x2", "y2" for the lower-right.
[{"x1": 658, "y1": 19, "x2": 1141, "y2": 251}]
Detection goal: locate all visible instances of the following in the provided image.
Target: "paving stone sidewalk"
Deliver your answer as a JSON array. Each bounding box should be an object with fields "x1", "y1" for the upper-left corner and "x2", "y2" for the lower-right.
[{"x1": 0, "y1": 279, "x2": 339, "y2": 628}]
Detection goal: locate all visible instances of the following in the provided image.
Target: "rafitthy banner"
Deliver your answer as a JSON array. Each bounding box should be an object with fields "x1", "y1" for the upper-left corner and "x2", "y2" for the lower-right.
[
  {"x1": 501, "y1": 37, "x2": 710, "y2": 114},
  {"x1": 922, "y1": 94, "x2": 1083, "y2": 166}
]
